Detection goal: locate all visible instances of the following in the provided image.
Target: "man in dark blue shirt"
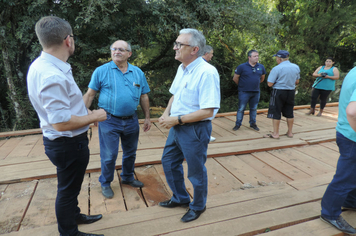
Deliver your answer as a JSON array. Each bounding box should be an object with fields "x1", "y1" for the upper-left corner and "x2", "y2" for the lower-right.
[{"x1": 232, "y1": 50, "x2": 266, "y2": 131}]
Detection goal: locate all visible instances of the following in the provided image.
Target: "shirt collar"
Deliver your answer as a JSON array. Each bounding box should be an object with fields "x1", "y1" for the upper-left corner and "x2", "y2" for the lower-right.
[
  {"x1": 180, "y1": 57, "x2": 204, "y2": 73},
  {"x1": 110, "y1": 61, "x2": 133, "y2": 72},
  {"x1": 41, "y1": 51, "x2": 72, "y2": 73}
]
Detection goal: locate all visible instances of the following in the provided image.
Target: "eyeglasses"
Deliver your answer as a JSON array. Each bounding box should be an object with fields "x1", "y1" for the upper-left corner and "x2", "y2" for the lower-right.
[
  {"x1": 173, "y1": 41, "x2": 192, "y2": 49},
  {"x1": 252, "y1": 67, "x2": 256, "y2": 73},
  {"x1": 110, "y1": 47, "x2": 130, "y2": 52},
  {"x1": 64, "y1": 35, "x2": 76, "y2": 40}
]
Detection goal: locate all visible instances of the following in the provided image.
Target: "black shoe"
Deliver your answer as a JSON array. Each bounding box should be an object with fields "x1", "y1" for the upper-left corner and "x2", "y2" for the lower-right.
[
  {"x1": 76, "y1": 231, "x2": 104, "y2": 236},
  {"x1": 101, "y1": 186, "x2": 114, "y2": 199},
  {"x1": 121, "y1": 179, "x2": 144, "y2": 188},
  {"x1": 159, "y1": 199, "x2": 190, "y2": 208},
  {"x1": 181, "y1": 207, "x2": 206, "y2": 222},
  {"x1": 232, "y1": 125, "x2": 240, "y2": 131},
  {"x1": 250, "y1": 123, "x2": 260, "y2": 131},
  {"x1": 320, "y1": 215, "x2": 356, "y2": 235},
  {"x1": 76, "y1": 213, "x2": 103, "y2": 224}
]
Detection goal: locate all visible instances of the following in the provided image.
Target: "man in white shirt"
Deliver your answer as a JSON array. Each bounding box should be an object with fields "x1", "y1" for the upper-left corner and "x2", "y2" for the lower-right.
[
  {"x1": 27, "y1": 16, "x2": 106, "y2": 236},
  {"x1": 158, "y1": 28, "x2": 220, "y2": 222}
]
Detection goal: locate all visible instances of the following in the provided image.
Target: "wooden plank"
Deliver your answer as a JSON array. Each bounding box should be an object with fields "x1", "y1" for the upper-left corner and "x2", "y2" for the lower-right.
[
  {"x1": 214, "y1": 155, "x2": 271, "y2": 185},
  {"x1": 319, "y1": 141, "x2": 339, "y2": 152},
  {"x1": 0, "y1": 137, "x2": 22, "y2": 160},
  {"x1": 0, "y1": 139, "x2": 8, "y2": 148},
  {"x1": 0, "y1": 184, "x2": 8, "y2": 200},
  {"x1": 118, "y1": 170, "x2": 147, "y2": 211},
  {"x1": 267, "y1": 148, "x2": 335, "y2": 176},
  {"x1": 6, "y1": 135, "x2": 41, "y2": 159},
  {"x1": 203, "y1": 158, "x2": 243, "y2": 195},
  {"x1": 89, "y1": 171, "x2": 126, "y2": 215},
  {"x1": 294, "y1": 145, "x2": 339, "y2": 168},
  {"x1": 78, "y1": 174, "x2": 89, "y2": 215},
  {"x1": 134, "y1": 165, "x2": 171, "y2": 206},
  {"x1": 88, "y1": 186, "x2": 327, "y2": 235},
  {"x1": 238, "y1": 154, "x2": 292, "y2": 182},
  {"x1": 0, "y1": 128, "x2": 42, "y2": 138},
  {"x1": 27, "y1": 136, "x2": 45, "y2": 159},
  {"x1": 287, "y1": 172, "x2": 334, "y2": 190},
  {"x1": 153, "y1": 164, "x2": 173, "y2": 197},
  {"x1": 166, "y1": 203, "x2": 321, "y2": 236},
  {"x1": 0, "y1": 181, "x2": 37, "y2": 234},
  {"x1": 20, "y1": 178, "x2": 57, "y2": 231},
  {"x1": 252, "y1": 151, "x2": 311, "y2": 181},
  {"x1": 262, "y1": 218, "x2": 343, "y2": 236}
]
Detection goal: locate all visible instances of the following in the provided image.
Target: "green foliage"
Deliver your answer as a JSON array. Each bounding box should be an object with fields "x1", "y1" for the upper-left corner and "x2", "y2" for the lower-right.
[{"x1": 0, "y1": 0, "x2": 356, "y2": 131}]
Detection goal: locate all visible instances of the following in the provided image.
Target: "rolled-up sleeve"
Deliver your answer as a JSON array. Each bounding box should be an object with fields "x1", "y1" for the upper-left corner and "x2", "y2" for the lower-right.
[{"x1": 40, "y1": 76, "x2": 71, "y2": 124}]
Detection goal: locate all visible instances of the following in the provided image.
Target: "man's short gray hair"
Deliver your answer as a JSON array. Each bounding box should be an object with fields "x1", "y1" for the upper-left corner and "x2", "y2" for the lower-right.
[
  {"x1": 110, "y1": 40, "x2": 132, "y2": 52},
  {"x1": 179, "y1": 28, "x2": 206, "y2": 57},
  {"x1": 203, "y1": 45, "x2": 213, "y2": 55},
  {"x1": 35, "y1": 16, "x2": 72, "y2": 49}
]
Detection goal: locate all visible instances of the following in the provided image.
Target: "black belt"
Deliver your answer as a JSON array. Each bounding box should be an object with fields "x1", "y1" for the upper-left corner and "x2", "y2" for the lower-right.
[
  {"x1": 50, "y1": 131, "x2": 88, "y2": 142},
  {"x1": 181, "y1": 120, "x2": 210, "y2": 126},
  {"x1": 109, "y1": 113, "x2": 134, "y2": 120}
]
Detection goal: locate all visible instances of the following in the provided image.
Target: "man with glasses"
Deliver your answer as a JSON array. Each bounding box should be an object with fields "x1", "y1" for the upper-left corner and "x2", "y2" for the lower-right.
[
  {"x1": 158, "y1": 29, "x2": 220, "y2": 222},
  {"x1": 232, "y1": 50, "x2": 266, "y2": 131},
  {"x1": 27, "y1": 16, "x2": 106, "y2": 236},
  {"x1": 83, "y1": 40, "x2": 151, "y2": 199}
]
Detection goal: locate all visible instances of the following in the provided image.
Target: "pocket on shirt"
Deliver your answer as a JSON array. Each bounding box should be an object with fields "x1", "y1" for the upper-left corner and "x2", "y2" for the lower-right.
[{"x1": 181, "y1": 88, "x2": 198, "y2": 105}]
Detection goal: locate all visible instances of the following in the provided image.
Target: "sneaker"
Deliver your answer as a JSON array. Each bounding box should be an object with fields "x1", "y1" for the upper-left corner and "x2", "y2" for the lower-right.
[
  {"x1": 232, "y1": 125, "x2": 240, "y2": 131},
  {"x1": 250, "y1": 123, "x2": 260, "y2": 131},
  {"x1": 209, "y1": 136, "x2": 216, "y2": 142}
]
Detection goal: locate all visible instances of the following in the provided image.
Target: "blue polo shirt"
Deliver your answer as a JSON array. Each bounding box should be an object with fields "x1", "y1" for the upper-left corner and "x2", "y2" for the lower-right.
[
  {"x1": 88, "y1": 61, "x2": 150, "y2": 117},
  {"x1": 336, "y1": 67, "x2": 356, "y2": 142},
  {"x1": 234, "y1": 62, "x2": 266, "y2": 92}
]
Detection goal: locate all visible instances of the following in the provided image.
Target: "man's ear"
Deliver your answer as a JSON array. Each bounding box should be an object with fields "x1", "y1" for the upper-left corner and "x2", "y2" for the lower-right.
[{"x1": 191, "y1": 46, "x2": 200, "y2": 56}]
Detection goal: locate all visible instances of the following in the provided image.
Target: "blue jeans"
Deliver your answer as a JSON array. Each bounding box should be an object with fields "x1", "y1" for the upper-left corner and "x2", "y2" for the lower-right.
[
  {"x1": 161, "y1": 121, "x2": 211, "y2": 211},
  {"x1": 98, "y1": 113, "x2": 139, "y2": 186},
  {"x1": 321, "y1": 132, "x2": 356, "y2": 220},
  {"x1": 236, "y1": 91, "x2": 260, "y2": 126},
  {"x1": 43, "y1": 132, "x2": 89, "y2": 236}
]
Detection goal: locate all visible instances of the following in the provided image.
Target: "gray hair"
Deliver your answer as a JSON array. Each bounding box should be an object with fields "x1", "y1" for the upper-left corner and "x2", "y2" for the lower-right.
[
  {"x1": 110, "y1": 40, "x2": 132, "y2": 52},
  {"x1": 179, "y1": 28, "x2": 206, "y2": 57},
  {"x1": 35, "y1": 16, "x2": 72, "y2": 49},
  {"x1": 203, "y1": 45, "x2": 213, "y2": 55}
]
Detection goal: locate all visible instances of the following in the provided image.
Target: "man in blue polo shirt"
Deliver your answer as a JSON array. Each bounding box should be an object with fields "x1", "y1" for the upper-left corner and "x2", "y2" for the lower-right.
[
  {"x1": 320, "y1": 66, "x2": 356, "y2": 235},
  {"x1": 264, "y1": 50, "x2": 300, "y2": 139},
  {"x1": 83, "y1": 40, "x2": 151, "y2": 199},
  {"x1": 232, "y1": 50, "x2": 266, "y2": 131}
]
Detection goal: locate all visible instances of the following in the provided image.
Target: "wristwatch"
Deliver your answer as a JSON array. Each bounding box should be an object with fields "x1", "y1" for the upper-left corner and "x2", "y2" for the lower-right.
[{"x1": 178, "y1": 115, "x2": 184, "y2": 125}]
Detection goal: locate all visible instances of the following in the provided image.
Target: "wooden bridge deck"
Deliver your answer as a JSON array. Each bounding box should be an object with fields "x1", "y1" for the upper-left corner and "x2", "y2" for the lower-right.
[{"x1": 0, "y1": 104, "x2": 352, "y2": 235}]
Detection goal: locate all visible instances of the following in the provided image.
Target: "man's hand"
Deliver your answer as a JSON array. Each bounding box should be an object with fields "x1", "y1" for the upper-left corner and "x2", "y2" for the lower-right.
[
  {"x1": 143, "y1": 118, "x2": 151, "y2": 132},
  {"x1": 92, "y1": 109, "x2": 107, "y2": 122},
  {"x1": 159, "y1": 114, "x2": 178, "y2": 129}
]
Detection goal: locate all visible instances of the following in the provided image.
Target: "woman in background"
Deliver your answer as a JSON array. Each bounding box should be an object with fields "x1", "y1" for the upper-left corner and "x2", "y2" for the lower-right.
[{"x1": 306, "y1": 57, "x2": 340, "y2": 116}]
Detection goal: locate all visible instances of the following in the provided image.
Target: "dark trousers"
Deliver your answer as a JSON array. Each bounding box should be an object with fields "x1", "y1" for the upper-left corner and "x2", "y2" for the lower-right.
[
  {"x1": 43, "y1": 132, "x2": 89, "y2": 236},
  {"x1": 310, "y1": 88, "x2": 332, "y2": 110},
  {"x1": 321, "y1": 132, "x2": 356, "y2": 220}
]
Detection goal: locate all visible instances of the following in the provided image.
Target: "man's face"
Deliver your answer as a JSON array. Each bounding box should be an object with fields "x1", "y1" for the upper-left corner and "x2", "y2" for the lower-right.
[
  {"x1": 111, "y1": 40, "x2": 132, "y2": 64},
  {"x1": 174, "y1": 34, "x2": 195, "y2": 64},
  {"x1": 204, "y1": 50, "x2": 214, "y2": 62},
  {"x1": 248, "y1": 52, "x2": 259, "y2": 64}
]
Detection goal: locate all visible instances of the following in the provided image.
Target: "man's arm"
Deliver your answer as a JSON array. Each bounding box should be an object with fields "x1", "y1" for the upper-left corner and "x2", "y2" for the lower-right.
[
  {"x1": 52, "y1": 109, "x2": 107, "y2": 132},
  {"x1": 159, "y1": 108, "x2": 214, "y2": 129},
  {"x1": 295, "y1": 79, "x2": 300, "y2": 85},
  {"x1": 267, "y1": 82, "x2": 274, "y2": 87},
  {"x1": 260, "y1": 74, "x2": 265, "y2": 83},
  {"x1": 232, "y1": 74, "x2": 240, "y2": 85},
  {"x1": 347, "y1": 101, "x2": 356, "y2": 132},
  {"x1": 140, "y1": 93, "x2": 151, "y2": 132},
  {"x1": 83, "y1": 88, "x2": 97, "y2": 109}
]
